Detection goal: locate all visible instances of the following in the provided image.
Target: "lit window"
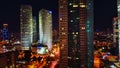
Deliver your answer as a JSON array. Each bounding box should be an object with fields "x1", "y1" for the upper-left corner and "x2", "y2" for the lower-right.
[
  {"x1": 62, "y1": 32, "x2": 66, "y2": 35},
  {"x1": 74, "y1": 35, "x2": 77, "y2": 37},
  {"x1": 76, "y1": 17, "x2": 79, "y2": 19},
  {"x1": 69, "y1": 3, "x2": 72, "y2": 5},
  {"x1": 60, "y1": 18, "x2": 62, "y2": 20},
  {"x1": 80, "y1": 5, "x2": 86, "y2": 8},
  {"x1": 62, "y1": 28, "x2": 64, "y2": 30},
  {"x1": 118, "y1": 5, "x2": 120, "y2": 11},
  {"x1": 73, "y1": 5, "x2": 78, "y2": 7},
  {"x1": 79, "y1": 3, "x2": 84, "y2": 5},
  {"x1": 81, "y1": 27, "x2": 85, "y2": 30},
  {"x1": 72, "y1": 32, "x2": 75, "y2": 34},
  {"x1": 76, "y1": 32, "x2": 78, "y2": 34},
  {"x1": 70, "y1": 20, "x2": 73, "y2": 22},
  {"x1": 25, "y1": 32, "x2": 29, "y2": 34},
  {"x1": 70, "y1": 10, "x2": 73, "y2": 12},
  {"x1": 60, "y1": 6, "x2": 63, "y2": 8}
]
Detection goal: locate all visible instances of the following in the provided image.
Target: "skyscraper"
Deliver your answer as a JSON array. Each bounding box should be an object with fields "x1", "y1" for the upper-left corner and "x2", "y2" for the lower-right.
[
  {"x1": 59, "y1": 0, "x2": 94, "y2": 68},
  {"x1": 117, "y1": 0, "x2": 120, "y2": 61},
  {"x1": 20, "y1": 5, "x2": 33, "y2": 49},
  {"x1": 2, "y1": 24, "x2": 9, "y2": 41},
  {"x1": 113, "y1": 17, "x2": 118, "y2": 44},
  {"x1": 33, "y1": 16, "x2": 37, "y2": 43},
  {"x1": 39, "y1": 9, "x2": 52, "y2": 50}
]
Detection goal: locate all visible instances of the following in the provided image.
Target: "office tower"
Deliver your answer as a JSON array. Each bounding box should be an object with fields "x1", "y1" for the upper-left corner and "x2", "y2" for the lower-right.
[
  {"x1": 2, "y1": 24, "x2": 9, "y2": 41},
  {"x1": 0, "y1": 29, "x2": 2, "y2": 41},
  {"x1": 20, "y1": 5, "x2": 33, "y2": 49},
  {"x1": 39, "y1": 9, "x2": 52, "y2": 50},
  {"x1": 59, "y1": 0, "x2": 94, "y2": 68},
  {"x1": 33, "y1": 16, "x2": 37, "y2": 43},
  {"x1": 117, "y1": 0, "x2": 120, "y2": 61},
  {"x1": 113, "y1": 17, "x2": 118, "y2": 44}
]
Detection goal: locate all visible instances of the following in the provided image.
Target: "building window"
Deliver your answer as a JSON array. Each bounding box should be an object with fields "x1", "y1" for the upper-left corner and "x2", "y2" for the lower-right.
[
  {"x1": 76, "y1": 32, "x2": 78, "y2": 34},
  {"x1": 80, "y1": 5, "x2": 86, "y2": 8},
  {"x1": 73, "y1": 5, "x2": 78, "y2": 7},
  {"x1": 70, "y1": 10, "x2": 73, "y2": 12},
  {"x1": 70, "y1": 20, "x2": 73, "y2": 22},
  {"x1": 76, "y1": 17, "x2": 79, "y2": 20},
  {"x1": 72, "y1": 32, "x2": 75, "y2": 34},
  {"x1": 62, "y1": 28, "x2": 65, "y2": 30},
  {"x1": 60, "y1": 18, "x2": 62, "y2": 21},
  {"x1": 81, "y1": 27, "x2": 85, "y2": 30},
  {"x1": 62, "y1": 32, "x2": 66, "y2": 35},
  {"x1": 69, "y1": 3, "x2": 72, "y2": 6},
  {"x1": 60, "y1": 6, "x2": 63, "y2": 8}
]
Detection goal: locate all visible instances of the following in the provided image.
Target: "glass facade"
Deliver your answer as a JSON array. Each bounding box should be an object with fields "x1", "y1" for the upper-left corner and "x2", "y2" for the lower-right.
[
  {"x1": 20, "y1": 5, "x2": 33, "y2": 49},
  {"x1": 32, "y1": 16, "x2": 37, "y2": 43},
  {"x1": 39, "y1": 9, "x2": 52, "y2": 50}
]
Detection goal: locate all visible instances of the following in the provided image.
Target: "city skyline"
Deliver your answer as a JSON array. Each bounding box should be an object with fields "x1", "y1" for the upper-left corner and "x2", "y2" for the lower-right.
[
  {"x1": 0, "y1": 0, "x2": 119, "y2": 68},
  {"x1": 0, "y1": 0, "x2": 117, "y2": 32}
]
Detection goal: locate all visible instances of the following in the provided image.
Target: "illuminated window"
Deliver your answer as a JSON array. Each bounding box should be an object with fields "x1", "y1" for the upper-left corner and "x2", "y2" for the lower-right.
[
  {"x1": 62, "y1": 32, "x2": 66, "y2": 35},
  {"x1": 25, "y1": 32, "x2": 29, "y2": 34},
  {"x1": 69, "y1": 3, "x2": 72, "y2": 5},
  {"x1": 76, "y1": 17, "x2": 79, "y2": 19},
  {"x1": 74, "y1": 35, "x2": 77, "y2": 37},
  {"x1": 72, "y1": 32, "x2": 75, "y2": 34},
  {"x1": 76, "y1": 32, "x2": 78, "y2": 34},
  {"x1": 60, "y1": 18, "x2": 62, "y2": 20},
  {"x1": 118, "y1": 5, "x2": 120, "y2": 11},
  {"x1": 70, "y1": 10, "x2": 73, "y2": 12},
  {"x1": 80, "y1": 5, "x2": 86, "y2": 8},
  {"x1": 81, "y1": 27, "x2": 85, "y2": 30},
  {"x1": 62, "y1": 28, "x2": 65, "y2": 30},
  {"x1": 70, "y1": 20, "x2": 73, "y2": 22},
  {"x1": 73, "y1": 5, "x2": 78, "y2": 7},
  {"x1": 79, "y1": 3, "x2": 84, "y2": 5},
  {"x1": 60, "y1": 6, "x2": 63, "y2": 8},
  {"x1": 87, "y1": 29, "x2": 90, "y2": 32}
]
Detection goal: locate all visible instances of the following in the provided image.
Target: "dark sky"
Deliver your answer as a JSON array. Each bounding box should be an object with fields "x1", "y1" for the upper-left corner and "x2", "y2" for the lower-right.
[
  {"x1": 94, "y1": 0, "x2": 117, "y2": 31},
  {"x1": 0, "y1": 0, "x2": 118, "y2": 32}
]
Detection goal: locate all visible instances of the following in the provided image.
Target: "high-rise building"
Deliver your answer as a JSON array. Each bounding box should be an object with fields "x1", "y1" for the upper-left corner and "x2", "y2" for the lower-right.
[
  {"x1": 2, "y1": 24, "x2": 9, "y2": 41},
  {"x1": 39, "y1": 9, "x2": 52, "y2": 50},
  {"x1": 20, "y1": 5, "x2": 33, "y2": 49},
  {"x1": 113, "y1": 17, "x2": 118, "y2": 44},
  {"x1": 33, "y1": 16, "x2": 37, "y2": 43},
  {"x1": 117, "y1": 0, "x2": 120, "y2": 61},
  {"x1": 59, "y1": 0, "x2": 94, "y2": 68}
]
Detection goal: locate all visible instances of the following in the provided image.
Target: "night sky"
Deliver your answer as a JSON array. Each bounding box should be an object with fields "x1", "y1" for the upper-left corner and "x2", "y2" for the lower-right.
[
  {"x1": 0, "y1": 0, "x2": 118, "y2": 32},
  {"x1": 94, "y1": 0, "x2": 117, "y2": 31}
]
